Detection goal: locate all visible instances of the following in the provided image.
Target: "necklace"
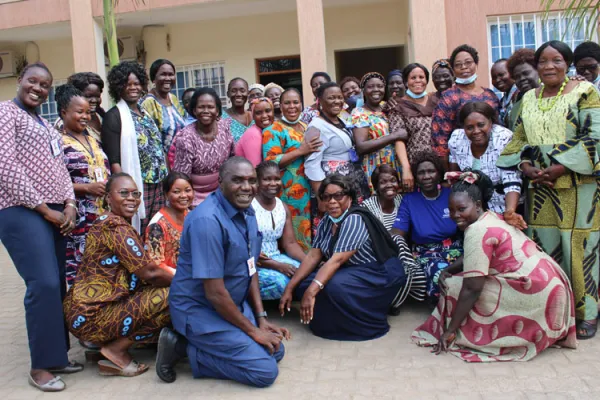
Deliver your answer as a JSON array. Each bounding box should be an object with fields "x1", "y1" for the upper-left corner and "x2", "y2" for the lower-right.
[{"x1": 538, "y1": 77, "x2": 568, "y2": 112}]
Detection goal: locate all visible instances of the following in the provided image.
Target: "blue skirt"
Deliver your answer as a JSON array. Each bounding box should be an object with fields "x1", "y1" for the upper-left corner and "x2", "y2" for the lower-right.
[{"x1": 295, "y1": 257, "x2": 406, "y2": 341}]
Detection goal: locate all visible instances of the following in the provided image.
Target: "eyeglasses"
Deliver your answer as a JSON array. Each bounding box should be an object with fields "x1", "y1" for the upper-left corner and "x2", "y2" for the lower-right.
[
  {"x1": 576, "y1": 64, "x2": 599, "y2": 73},
  {"x1": 115, "y1": 189, "x2": 142, "y2": 199},
  {"x1": 320, "y1": 191, "x2": 347, "y2": 202},
  {"x1": 454, "y1": 60, "x2": 475, "y2": 70}
]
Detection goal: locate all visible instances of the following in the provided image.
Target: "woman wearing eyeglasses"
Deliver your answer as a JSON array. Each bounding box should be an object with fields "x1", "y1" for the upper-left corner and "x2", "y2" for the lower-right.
[
  {"x1": 64, "y1": 173, "x2": 173, "y2": 377},
  {"x1": 279, "y1": 174, "x2": 407, "y2": 341},
  {"x1": 574, "y1": 41, "x2": 600, "y2": 89}
]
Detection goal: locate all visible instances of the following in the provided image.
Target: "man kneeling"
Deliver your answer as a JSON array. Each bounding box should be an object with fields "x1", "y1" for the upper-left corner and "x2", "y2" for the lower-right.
[{"x1": 156, "y1": 157, "x2": 289, "y2": 387}]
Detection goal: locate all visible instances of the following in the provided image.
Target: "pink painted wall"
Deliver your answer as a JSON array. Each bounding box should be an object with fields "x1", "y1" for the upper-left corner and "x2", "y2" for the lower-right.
[{"x1": 0, "y1": 0, "x2": 70, "y2": 29}]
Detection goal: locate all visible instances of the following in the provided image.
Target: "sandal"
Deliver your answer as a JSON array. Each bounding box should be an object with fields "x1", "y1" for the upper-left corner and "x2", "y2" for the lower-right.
[
  {"x1": 98, "y1": 359, "x2": 149, "y2": 377},
  {"x1": 576, "y1": 320, "x2": 597, "y2": 340},
  {"x1": 28, "y1": 374, "x2": 66, "y2": 392}
]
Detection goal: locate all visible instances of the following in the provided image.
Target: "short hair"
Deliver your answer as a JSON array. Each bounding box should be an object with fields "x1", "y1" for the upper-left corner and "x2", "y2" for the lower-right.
[
  {"x1": 103, "y1": 172, "x2": 134, "y2": 209},
  {"x1": 450, "y1": 170, "x2": 494, "y2": 211},
  {"x1": 410, "y1": 151, "x2": 445, "y2": 181},
  {"x1": 402, "y1": 63, "x2": 430, "y2": 85},
  {"x1": 574, "y1": 41, "x2": 600, "y2": 64},
  {"x1": 256, "y1": 160, "x2": 280, "y2": 179},
  {"x1": 450, "y1": 44, "x2": 479, "y2": 67},
  {"x1": 19, "y1": 62, "x2": 52, "y2": 80},
  {"x1": 315, "y1": 82, "x2": 340, "y2": 100},
  {"x1": 188, "y1": 87, "x2": 222, "y2": 116},
  {"x1": 55, "y1": 83, "x2": 84, "y2": 114},
  {"x1": 162, "y1": 171, "x2": 192, "y2": 194},
  {"x1": 227, "y1": 77, "x2": 249, "y2": 91},
  {"x1": 458, "y1": 101, "x2": 498, "y2": 126},
  {"x1": 311, "y1": 72, "x2": 332, "y2": 85},
  {"x1": 493, "y1": 58, "x2": 508, "y2": 65},
  {"x1": 506, "y1": 48, "x2": 536, "y2": 78},
  {"x1": 106, "y1": 61, "x2": 148, "y2": 102},
  {"x1": 339, "y1": 76, "x2": 360, "y2": 91},
  {"x1": 280, "y1": 87, "x2": 303, "y2": 103},
  {"x1": 535, "y1": 40, "x2": 573, "y2": 67},
  {"x1": 218, "y1": 156, "x2": 254, "y2": 180},
  {"x1": 371, "y1": 164, "x2": 399, "y2": 192},
  {"x1": 318, "y1": 173, "x2": 358, "y2": 205},
  {"x1": 67, "y1": 72, "x2": 105, "y2": 92},
  {"x1": 149, "y1": 59, "x2": 176, "y2": 82},
  {"x1": 181, "y1": 87, "x2": 195, "y2": 102}
]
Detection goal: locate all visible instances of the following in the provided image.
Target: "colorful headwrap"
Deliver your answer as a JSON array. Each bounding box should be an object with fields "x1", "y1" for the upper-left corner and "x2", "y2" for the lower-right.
[
  {"x1": 264, "y1": 82, "x2": 284, "y2": 93},
  {"x1": 249, "y1": 96, "x2": 273, "y2": 113},
  {"x1": 444, "y1": 171, "x2": 479, "y2": 185},
  {"x1": 360, "y1": 72, "x2": 386, "y2": 89},
  {"x1": 387, "y1": 69, "x2": 402, "y2": 81},
  {"x1": 249, "y1": 83, "x2": 265, "y2": 93},
  {"x1": 432, "y1": 59, "x2": 454, "y2": 76}
]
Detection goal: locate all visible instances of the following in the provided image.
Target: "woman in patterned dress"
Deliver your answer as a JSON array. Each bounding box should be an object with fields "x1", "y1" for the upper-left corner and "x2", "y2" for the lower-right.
[
  {"x1": 252, "y1": 161, "x2": 306, "y2": 300},
  {"x1": 173, "y1": 87, "x2": 234, "y2": 207},
  {"x1": 352, "y1": 72, "x2": 405, "y2": 193},
  {"x1": 413, "y1": 171, "x2": 577, "y2": 361},
  {"x1": 263, "y1": 88, "x2": 321, "y2": 250},
  {"x1": 221, "y1": 78, "x2": 253, "y2": 143},
  {"x1": 145, "y1": 172, "x2": 193, "y2": 275},
  {"x1": 64, "y1": 173, "x2": 173, "y2": 377},
  {"x1": 56, "y1": 84, "x2": 110, "y2": 286}
]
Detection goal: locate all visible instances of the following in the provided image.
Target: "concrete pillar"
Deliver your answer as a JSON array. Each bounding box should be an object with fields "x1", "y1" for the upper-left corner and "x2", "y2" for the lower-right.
[{"x1": 296, "y1": 0, "x2": 327, "y2": 100}]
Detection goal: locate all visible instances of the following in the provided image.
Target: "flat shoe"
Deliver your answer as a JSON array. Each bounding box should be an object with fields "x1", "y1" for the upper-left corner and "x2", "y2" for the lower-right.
[
  {"x1": 98, "y1": 360, "x2": 148, "y2": 377},
  {"x1": 28, "y1": 374, "x2": 66, "y2": 392},
  {"x1": 576, "y1": 320, "x2": 597, "y2": 340},
  {"x1": 48, "y1": 361, "x2": 84, "y2": 374}
]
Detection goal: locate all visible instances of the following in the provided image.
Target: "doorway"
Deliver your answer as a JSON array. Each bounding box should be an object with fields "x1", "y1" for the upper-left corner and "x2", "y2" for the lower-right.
[
  {"x1": 335, "y1": 46, "x2": 405, "y2": 81},
  {"x1": 255, "y1": 55, "x2": 303, "y2": 95}
]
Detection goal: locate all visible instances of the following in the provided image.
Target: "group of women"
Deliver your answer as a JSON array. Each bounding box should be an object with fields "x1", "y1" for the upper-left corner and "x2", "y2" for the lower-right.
[{"x1": 2, "y1": 38, "x2": 600, "y2": 392}]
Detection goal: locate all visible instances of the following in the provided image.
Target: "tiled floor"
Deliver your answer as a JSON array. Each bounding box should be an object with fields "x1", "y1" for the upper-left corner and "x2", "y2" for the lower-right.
[{"x1": 1, "y1": 245, "x2": 599, "y2": 399}]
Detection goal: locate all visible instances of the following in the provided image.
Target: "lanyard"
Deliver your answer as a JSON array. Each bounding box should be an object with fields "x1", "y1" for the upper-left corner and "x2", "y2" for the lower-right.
[
  {"x1": 66, "y1": 131, "x2": 95, "y2": 160},
  {"x1": 320, "y1": 113, "x2": 353, "y2": 138},
  {"x1": 12, "y1": 97, "x2": 46, "y2": 127}
]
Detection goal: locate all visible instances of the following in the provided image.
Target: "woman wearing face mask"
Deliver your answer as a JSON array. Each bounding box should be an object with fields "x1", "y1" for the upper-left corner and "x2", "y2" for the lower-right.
[
  {"x1": 352, "y1": 72, "x2": 406, "y2": 193},
  {"x1": 142, "y1": 59, "x2": 187, "y2": 156},
  {"x1": 235, "y1": 97, "x2": 275, "y2": 167},
  {"x1": 263, "y1": 88, "x2": 321, "y2": 250},
  {"x1": 222, "y1": 77, "x2": 253, "y2": 143},
  {"x1": 412, "y1": 171, "x2": 577, "y2": 361},
  {"x1": 252, "y1": 161, "x2": 307, "y2": 300},
  {"x1": 279, "y1": 174, "x2": 408, "y2": 341},
  {"x1": 56, "y1": 84, "x2": 111, "y2": 287},
  {"x1": 431, "y1": 45, "x2": 499, "y2": 168},
  {"x1": 300, "y1": 72, "x2": 332, "y2": 124},
  {"x1": 386, "y1": 63, "x2": 440, "y2": 192},
  {"x1": 65, "y1": 72, "x2": 106, "y2": 143},
  {"x1": 145, "y1": 172, "x2": 193, "y2": 275},
  {"x1": 0, "y1": 62, "x2": 79, "y2": 392},
  {"x1": 448, "y1": 101, "x2": 523, "y2": 226},
  {"x1": 505, "y1": 49, "x2": 540, "y2": 131},
  {"x1": 339, "y1": 76, "x2": 361, "y2": 101},
  {"x1": 173, "y1": 87, "x2": 234, "y2": 207},
  {"x1": 264, "y1": 82, "x2": 284, "y2": 120},
  {"x1": 498, "y1": 40, "x2": 600, "y2": 339},
  {"x1": 431, "y1": 59, "x2": 455, "y2": 96}
]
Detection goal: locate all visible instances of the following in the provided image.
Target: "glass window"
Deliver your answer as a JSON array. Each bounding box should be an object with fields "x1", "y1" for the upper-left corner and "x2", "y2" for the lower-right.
[
  {"x1": 171, "y1": 62, "x2": 227, "y2": 105},
  {"x1": 38, "y1": 79, "x2": 67, "y2": 124}
]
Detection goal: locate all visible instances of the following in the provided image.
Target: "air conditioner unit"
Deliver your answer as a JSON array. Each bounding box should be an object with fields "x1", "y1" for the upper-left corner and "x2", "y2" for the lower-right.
[
  {"x1": 0, "y1": 50, "x2": 16, "y2": 78},
  {"x1": 104, "y1": 36, "x2": 138, "y2": 65}
]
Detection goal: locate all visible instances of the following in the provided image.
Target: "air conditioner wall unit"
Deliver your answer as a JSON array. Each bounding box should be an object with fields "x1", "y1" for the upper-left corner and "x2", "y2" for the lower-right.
[
  {"x1": 0, "y1": 50, "x2": 16, "y2": 78},
  {"x1": 104, "y1": 36, "x2": 138, "y2": 65}
]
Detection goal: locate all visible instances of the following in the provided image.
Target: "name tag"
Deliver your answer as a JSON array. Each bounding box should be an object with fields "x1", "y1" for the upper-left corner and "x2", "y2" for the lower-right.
[
  {"x1": 50, "y1": 138, "x2": 61, "y2": 157},
  {"x1": 247, "y1": 256, "x2": 257, "y2": 276},
  {"x1": 94, "y1": 167, "x2": 104, "y2": 182}
]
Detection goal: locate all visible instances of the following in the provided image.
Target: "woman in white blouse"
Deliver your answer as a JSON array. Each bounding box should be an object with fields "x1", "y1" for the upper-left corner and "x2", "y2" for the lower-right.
[{"x1": 448, "y1": 101, "x2": 525, "y2": 229}]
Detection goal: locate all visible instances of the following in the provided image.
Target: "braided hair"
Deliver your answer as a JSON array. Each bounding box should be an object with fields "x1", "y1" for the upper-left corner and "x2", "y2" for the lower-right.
[
  {"x1": 55, "y1": 83, "x2": 85, "y2": 115},
  {"x1": 450, "y1": 170, "x2": 494, "y2": 211}
]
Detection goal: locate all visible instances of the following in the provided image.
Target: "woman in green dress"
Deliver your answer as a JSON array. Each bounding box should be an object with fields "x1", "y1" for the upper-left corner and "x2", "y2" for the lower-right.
[{"x1": 498, "y1": 40, "x2": 600, "y2": 339}]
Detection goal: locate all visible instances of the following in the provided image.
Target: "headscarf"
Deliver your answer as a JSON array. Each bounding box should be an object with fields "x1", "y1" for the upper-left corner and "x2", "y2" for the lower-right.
[
  {"x1": 249, "y1": 96, "x2": 273, "y2": 113},
  {"x1": 432, "y1": 59, "x2": 454, "y2": 76},
  {"x1": 387, "y1": 69, "x2": 402, "y2": 82},
  {"x1": 360, "y1": 72, "x2": 386, "y2": 89},
  {"x1": 249, "y1": 83, "x2": 265, "y2": 93},
  {"x1": 264, "y1": 82, "x2": 284, "y2": 93}
]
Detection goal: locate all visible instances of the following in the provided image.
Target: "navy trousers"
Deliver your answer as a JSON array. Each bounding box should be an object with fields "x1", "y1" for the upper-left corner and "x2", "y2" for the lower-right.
[{"x1": 0, "y1": 205, "x2": 69, "y2": 369}]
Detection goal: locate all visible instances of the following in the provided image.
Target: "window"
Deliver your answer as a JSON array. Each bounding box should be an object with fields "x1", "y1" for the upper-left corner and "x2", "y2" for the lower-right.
[
  {"x1": 487, "y1": 12, "x2": 597, "y2": 65},
  {"x1": 39, "y1": 79, "x2": 67, "y2": 124},
  {"x1": 172, "y1": 62, "x2": 226, "y2": 105}
]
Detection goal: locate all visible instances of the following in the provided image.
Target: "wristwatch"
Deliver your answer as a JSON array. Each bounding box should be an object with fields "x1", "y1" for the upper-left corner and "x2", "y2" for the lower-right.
[{"x1": 256, "y1": 311, "x2": 268, "y2": 319}]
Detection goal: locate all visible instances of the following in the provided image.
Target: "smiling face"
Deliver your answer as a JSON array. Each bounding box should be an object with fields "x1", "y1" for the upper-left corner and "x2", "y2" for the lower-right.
[
  {"x1": 449, "y1": 192, "x2": 481, "y2": 231},
  {"x1": 406, "y1": 67, "x2": 428, "y2": 95},
  {"x1": 463, "y1": 112, "x2": 492, "y2": 147},
  {"x1": 537, "y1": 45, "x2": 568, "y2": 87},
  {"x1": 280, "y1": 90, "x2": 302, "y2": 121},
  {"x1": 415, "y1": 161, "x2": 440, "y2": 193},
  {"x1": 82, "y1": 83, "x2": 102, "y2": 114},
  {"x1": 17, "y1": 66, "x2": 53, "y2": 109},
  {"x1": 311, "y1": 75, "x2": 329, "y2": 98},
  {"x1": 575, "y1": 56, "x2": 599, "y2": 83},
  {"x1": 265, "y1": 87, "x2": 282, "y2": 110},
  {"x1": 387, "y1": 75, "x2": 405, "y2": 98},
  {"x1": 106, "y1": 176, "x2": 141, "y2": 219},
  {"x1": 193, "y1": 94, "x2": 219, "y2": 126},
  {"x1": 252, "y1": 100, "x2": 275, "y2": 129},
  {"x1": 121, "y1": 73, "x2": 143, "y2": 104},
  {"x1": 257, "y1": 166, "x2": 281, "y2": 199},
  {"x1": 322, "y1": 184, "x2": 352, "y2": 218},
  {"x1": 491, "y1": 60, "x2": 514, "y2": 93},
  {"x1": 166, "y1": 178, "x2": 193, "y2": 212},
  {"x1": 376, "y1": 172, "x2": 400, "y2": 201},
  {"x1": 248, "y1": 88, "x2": 263, "y2": 103},
  {"x1": 319, "y1": 86, "x2": 344, "y2": 118},
  {"x1": 153, "y1": 63, "x2": 176, "y2": 95},
  {"x1": 364, "y1": 77, "x2": 386, "y2": 106},
  {"x1": 453, "y1": 51, "x2": 477, "y2": 79},
  {"x1": 432, "y1": 67, "x2": 454, "y2": 93},
  {"x1": 512, "y1": 62, "x2": 539, "y2": 94},
  {"x1": 341, "y1": 80, "x2": 360, "y2": 101},
  {"x1": 220, "y1": 162, "x2": 258, "y2": 209},
  {"x1": 228, "y1": 79, "x2": 248, "y2": 108},
  {"x1": 61, "y1": 96, "x2": 91, "y2": 135}
]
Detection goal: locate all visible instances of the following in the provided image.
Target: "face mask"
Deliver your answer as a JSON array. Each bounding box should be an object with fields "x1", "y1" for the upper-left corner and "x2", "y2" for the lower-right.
[
  {"x1": 282, "y1": 115, "x2": 302, "y2": 124},
  {"x1": 356, "y1": 95, "x2": 364, "y2": 108},
  {"x1": 328, "y1": 209, "x2": 349, "y2": 224},
  {"x1": 406, "y1": 89, "x2": 427, "y2": 99},
  {"x1": 455, "y1": 73, "x2": 478, "y2": 85},
  {"x1": 594, "y1": 75, "x2": 600, "y2": 84}
]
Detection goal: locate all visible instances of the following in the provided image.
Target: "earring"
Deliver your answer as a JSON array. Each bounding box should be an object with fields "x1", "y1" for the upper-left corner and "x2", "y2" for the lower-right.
[{"x1": 437, "y1": 184, "x2": 441, "y2": 190}]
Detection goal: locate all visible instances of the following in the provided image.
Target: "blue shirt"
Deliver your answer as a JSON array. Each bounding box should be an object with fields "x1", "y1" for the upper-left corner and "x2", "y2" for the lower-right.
[
  {"x1": 392, "y1": 187, "x2": 458, "y2": 245},
  {"x1": 169, "y1": 189, "x2": 262, "y2": 335}
]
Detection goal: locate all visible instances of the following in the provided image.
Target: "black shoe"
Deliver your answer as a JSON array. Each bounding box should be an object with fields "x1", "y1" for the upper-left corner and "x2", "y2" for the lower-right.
[
  {"x1": 156, "y1": 327, "x2": 185, "y2": 383},
  {"x1": 48, "y1": 361, "x2": 84, "y2": 374}
]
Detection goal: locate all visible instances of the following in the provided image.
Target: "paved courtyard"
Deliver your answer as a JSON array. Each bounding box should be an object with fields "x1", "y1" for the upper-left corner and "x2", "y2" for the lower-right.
[{"x1": 1, "y1": 245, "x2": 600, "y2": 400}]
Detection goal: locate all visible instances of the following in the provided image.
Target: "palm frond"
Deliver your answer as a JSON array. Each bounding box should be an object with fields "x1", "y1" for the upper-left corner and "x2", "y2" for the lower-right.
[{"x1": 540, "y1": 0, "x2": 600, "y2": 41}]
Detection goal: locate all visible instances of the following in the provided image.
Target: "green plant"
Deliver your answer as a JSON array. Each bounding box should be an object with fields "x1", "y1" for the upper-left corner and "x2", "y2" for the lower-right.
[
  {"x1": 540, "y1": 0, "x2": 600, "y2": 41},
  {"x1": 103, "y1": 0, "x2": 145, "y2": 68}
]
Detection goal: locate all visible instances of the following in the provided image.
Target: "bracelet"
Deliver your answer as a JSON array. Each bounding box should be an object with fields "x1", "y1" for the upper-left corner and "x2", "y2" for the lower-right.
[
  {"x1": 312, "y1": 279, "x2": 324, "y2": 290},
  {"x1": 517, "y1": 160, "x2": 532, "y2": 172},
  {"x1": 65, "y1": 203, "x2": 77, "y2": 210},
  {"x1": 255, "y1": 311, "x2": 268, "y2": 319}
]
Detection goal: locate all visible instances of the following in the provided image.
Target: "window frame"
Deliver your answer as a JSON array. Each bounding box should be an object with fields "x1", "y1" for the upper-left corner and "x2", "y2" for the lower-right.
[
  {"x1": 171, "y1": 61, "x2": 227, "y2": 107},
  {"x1": 38, "y1": 78, "x2": 67, "y2": 125}
]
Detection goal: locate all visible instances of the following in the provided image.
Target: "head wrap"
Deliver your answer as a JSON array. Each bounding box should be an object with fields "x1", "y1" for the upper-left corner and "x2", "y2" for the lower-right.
[
  {"x1": 387, "y1": 69, "x2": 402, "y2": 81},
  {"x1": 249, "y1": 83, "x2": 265, "y2": 93},
  {"x1": 432, "y1": 59, "x2": 454, "y2": 76},
  {"x1": 444, "y1": 171, "x2": 478, "y2": 186},
  {"x1": 264, "y1": 82, "x2": 284, "y2": 93},
  {"x1": 249, "y1": 96, "x2": 273, "y2": 113},
  {"x1": 360, "y1": 72, "x2": 386, "y2": 89}
]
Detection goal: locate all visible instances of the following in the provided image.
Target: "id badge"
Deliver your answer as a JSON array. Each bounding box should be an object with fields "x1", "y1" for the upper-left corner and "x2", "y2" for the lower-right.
[
  {"x1": 50, "y1": 138, "x2": 61, "y2": 157},
  {"x1": 94, "y1": 167, "x2": 104, "y2": 182},
  {"x1": 348, "y1": 147, "x2": 360, "y2": 163},
  {"x1": 247, "y1": 256, "x2": 257, "y2": 276}
]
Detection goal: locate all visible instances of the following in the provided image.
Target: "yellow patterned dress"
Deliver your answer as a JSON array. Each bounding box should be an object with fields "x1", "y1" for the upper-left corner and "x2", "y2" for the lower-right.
[
  {"x1": 63, "y1": 214, "x2": 170, "y2": 344},
  {"x1": 497, "y1": 82, "x2": 600, "y2": 321}
]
